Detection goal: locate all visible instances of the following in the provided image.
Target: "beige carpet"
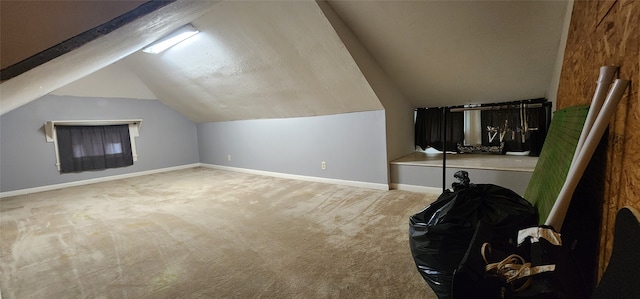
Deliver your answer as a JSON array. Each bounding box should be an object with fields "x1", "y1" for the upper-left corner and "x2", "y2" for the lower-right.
[{"x1": 0, "y1": 167, "x2": 438, "y2": 298}]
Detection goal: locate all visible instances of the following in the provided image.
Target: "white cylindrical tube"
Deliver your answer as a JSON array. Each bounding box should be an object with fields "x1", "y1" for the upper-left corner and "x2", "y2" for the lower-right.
[
  {"x1": 546, "y1": 79, "x2": 630, "y2": 230},
  {"x1": 571, "y1": 66, "x2": 619, "y2": 168}
]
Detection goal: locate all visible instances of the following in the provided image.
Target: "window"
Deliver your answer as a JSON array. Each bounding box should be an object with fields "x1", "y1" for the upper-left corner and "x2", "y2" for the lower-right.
[
  {"x1": 45, "y1": 120, "x2": 142, "y2": 173},
  {"x1": 415, "y1": 100, "x2": 551, "y2": 156},
  {"x1": 56, "y1": 125, "x2": 132, "y2": 173}
]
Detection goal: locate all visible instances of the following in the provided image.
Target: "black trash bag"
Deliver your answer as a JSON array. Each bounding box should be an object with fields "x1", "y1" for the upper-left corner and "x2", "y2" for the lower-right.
[
  {"x1": 479, "y1": 226, "x2": 588, "y2": 299},
  {"x1": 451, "y1": 219, "x2": 516, "y2": 299},
  {"x1": 516, "y1": 230, "x2": 587, "y2": 299},
  {"x1": 409, "y1": 171, "x2": 538, "y2": 299}
]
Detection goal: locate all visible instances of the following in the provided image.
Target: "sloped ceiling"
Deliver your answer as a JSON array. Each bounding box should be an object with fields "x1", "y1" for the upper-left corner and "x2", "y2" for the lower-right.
[
  {"x1": 0, "y1": 0, "x2": 146, "y2": 69},
  {"x1": 328, "y1": 0, "x2": 568, "y2": 107},
  {"x1": 119, "y1": 1, "x2": 383, "y2": 122},
  {"x1": 0, "y1": 0, "x2": 569, "y2": 122},
  {"x1": 0, "y1": 0, "x2": 221, "y2": 115}
]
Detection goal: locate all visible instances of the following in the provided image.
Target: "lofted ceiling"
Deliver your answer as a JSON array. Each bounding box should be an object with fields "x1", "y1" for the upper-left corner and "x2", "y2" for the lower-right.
[
  {"x1": 0, "y1": 0, "x2": 147, "y2": 69},
  {"x1": 328, "y1": 0, "x2": 569, "y2": 108},
  {"x1": 0, "y1": 0, "x2": 569, "y2": 122}
]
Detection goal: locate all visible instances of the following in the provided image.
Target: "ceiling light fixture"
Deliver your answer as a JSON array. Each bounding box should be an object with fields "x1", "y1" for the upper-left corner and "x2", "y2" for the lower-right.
[{"x1": 142, "y1": 24, "x2": 199, "y2": 54}]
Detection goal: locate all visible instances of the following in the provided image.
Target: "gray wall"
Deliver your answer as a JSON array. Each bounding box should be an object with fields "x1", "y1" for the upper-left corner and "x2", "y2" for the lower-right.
[
  {"x1": 319, "y1": 1, "x2": 416, "y2": 164},
  {"x1": 0, "y1": 95, "x2": 199, "y2": 192},
  {"x1": 197, "y1": 110, "x2": 389, "y2": 185},
  {"x1": 390, "y1": 164, "x2": 532, "y2": 196}
]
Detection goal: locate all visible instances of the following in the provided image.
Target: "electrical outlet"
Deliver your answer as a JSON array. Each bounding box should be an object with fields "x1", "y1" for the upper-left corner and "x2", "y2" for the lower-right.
[
  {"x1": 321, "y1": 161, "x2": 326, "y2": 170},
  {"x1": 227, "y1": 154, "x2": 231, "y2": 161}
]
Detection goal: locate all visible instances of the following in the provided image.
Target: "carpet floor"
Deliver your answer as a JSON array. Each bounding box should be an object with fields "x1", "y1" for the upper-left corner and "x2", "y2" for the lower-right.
[{"x1": 0, "y1": 167, "x2": 438, "y2": 298}]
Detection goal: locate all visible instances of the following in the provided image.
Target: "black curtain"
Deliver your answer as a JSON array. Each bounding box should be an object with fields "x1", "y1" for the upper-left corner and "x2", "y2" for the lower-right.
[
  {"x1": 480, "y1": 103, "x2": 551, "y2": 156},
  {"x1": 527, "y1": 103, "x2": 552, "y2": 156},
  {"x1": 481, "y1": 108, "x2": 521, "y2": 149},
  {"x1": 415, "y1": 107, "x2": 464, "y2": 152},
  {"x1": 57, "y1": 125, "x2": 133, "y2": 173}
]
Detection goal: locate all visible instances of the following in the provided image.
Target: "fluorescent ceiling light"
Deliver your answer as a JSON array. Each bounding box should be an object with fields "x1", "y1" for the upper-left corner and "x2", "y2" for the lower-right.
[{"x1": 142, "y1": 24, "x2": 199, "y2": 54}]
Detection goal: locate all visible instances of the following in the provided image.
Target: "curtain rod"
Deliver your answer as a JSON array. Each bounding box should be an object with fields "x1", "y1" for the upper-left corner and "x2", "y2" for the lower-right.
[
  {"x1": 415, "y1": 98, "x2": 548, "y2": 112},
  {"x1": 449, "y1": 103, "x2": 544, "y2": 112}
]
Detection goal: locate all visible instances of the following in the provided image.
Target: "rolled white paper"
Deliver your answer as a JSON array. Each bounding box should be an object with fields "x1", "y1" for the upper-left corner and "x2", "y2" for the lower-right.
[{"x1": 546, "y1": 79, "x2": 630, "y2": 230}]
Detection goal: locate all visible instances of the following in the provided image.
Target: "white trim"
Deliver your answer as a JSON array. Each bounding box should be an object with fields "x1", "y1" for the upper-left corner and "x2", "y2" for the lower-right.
[
  {"x1": 44, "y1": 119, "x2": 143, "y2": 141},
  {"x1": 390, "y1": 183, "x2": 442, "y2": 195},
  {"x1": 0, "y1": 164, "x2": 200, "y2": 199},
  {"x1": 200, "y1": 164, "x2": 389, "y2": 191},
  {"x1": 1, "y1": 163, "x2": 392, "y2": 199},
  {"x1": 128, "y1": 122, "x2": 140, "y2": 161}
]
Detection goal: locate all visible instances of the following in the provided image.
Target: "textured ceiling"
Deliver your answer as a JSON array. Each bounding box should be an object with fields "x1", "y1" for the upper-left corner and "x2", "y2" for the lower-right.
[
  {"x1": 0, "y1": 0, "x2": 569, "y2": 122},
  {"x1": 119, "y1": 1, "x2": 383, "y2": 122},
  {"x1": 0, "y1": 0, "x2": 219, "y2": 115}
]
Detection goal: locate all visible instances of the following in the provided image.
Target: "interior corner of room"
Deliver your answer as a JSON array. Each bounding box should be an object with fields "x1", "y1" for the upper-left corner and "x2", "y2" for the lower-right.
[
  {"x1": 0, "y1": 0, "x2": 572, "y2": 197},
  {"x1": 1, "y1": 0, "x2": 638, "y2": 297}
]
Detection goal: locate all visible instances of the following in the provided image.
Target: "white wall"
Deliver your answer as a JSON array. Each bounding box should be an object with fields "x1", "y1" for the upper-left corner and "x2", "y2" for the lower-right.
[{"x1": 546, "y1": 0, "x2": 574, "y2": 110}]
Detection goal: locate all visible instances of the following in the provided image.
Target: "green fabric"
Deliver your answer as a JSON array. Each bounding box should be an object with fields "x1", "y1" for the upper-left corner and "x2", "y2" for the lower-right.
[{"x1": 524, "y1": 106, "x2": 589, "y2": 224}]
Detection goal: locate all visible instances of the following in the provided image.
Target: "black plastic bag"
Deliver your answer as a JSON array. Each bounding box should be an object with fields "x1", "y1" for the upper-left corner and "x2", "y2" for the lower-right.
[
  {"x1": 517, "y1": 231, "x2": 587, "y2": 299},
  {"x1": 409, "y1": 171, "x2": 538, "y2": 299},
  {"x1": 478, "y1": 226, "x2": 587, "y2": 299},
  {"x1": 451, "y1": 220, "x2": 513, "y2": 299}
]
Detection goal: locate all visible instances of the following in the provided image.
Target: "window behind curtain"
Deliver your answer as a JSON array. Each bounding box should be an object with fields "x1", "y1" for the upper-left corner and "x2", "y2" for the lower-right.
[{"x1": 56, "y1": 125, "x2": 133, "y2": 173}]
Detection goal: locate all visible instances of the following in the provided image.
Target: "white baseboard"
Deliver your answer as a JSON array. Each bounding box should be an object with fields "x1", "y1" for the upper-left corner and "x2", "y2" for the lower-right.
[
  {"x1": 1, "y1": 163, "x2": 391, "y2": 199},
  {"x1": 0, "y1": 164, "x2": 201, "y2": 199},
  {"x1": 201, "y1": 164, "x2": 390, "y2": 191},
  {"x1": 390, "y1": 183, "x2": 443, "y2": 195}
]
